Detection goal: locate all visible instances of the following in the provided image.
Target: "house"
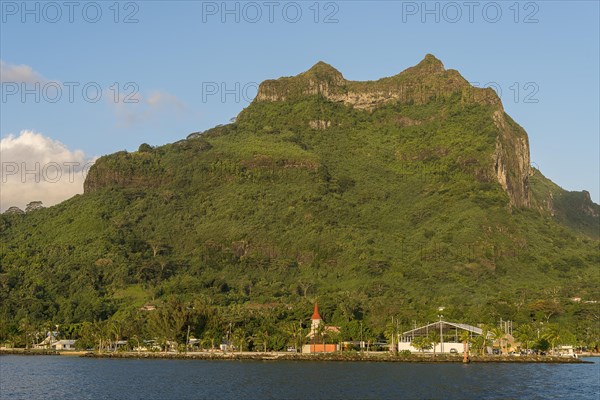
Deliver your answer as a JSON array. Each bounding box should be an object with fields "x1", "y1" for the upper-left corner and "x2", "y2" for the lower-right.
[
  {"x1": 110, "y1": 340, "x2": 128, "y2": 351},
  {"x1": 34, "y1": 332, "x2": 58, "y2": 349},
  {"x1": 302, "y1": 303, "x2": 340, "y2": 353},
  {"x1": 220, "y1": 341, "x2": 234, "y2": 352},
  {"x1": 51, "y1": 340, "x2": 77, "y2": 351},
  {"x1": 557, "y1": 345, "x2": 577, "y2": 358}
]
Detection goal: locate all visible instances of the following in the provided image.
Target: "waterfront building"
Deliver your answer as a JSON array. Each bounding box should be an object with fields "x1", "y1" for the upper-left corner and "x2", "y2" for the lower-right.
[
  {"x1": 399, "y1": 320, "x2": 490, "y2": 354},
  {"x1": 302, "y1": 303, "x2": 340, "y2": 353}
]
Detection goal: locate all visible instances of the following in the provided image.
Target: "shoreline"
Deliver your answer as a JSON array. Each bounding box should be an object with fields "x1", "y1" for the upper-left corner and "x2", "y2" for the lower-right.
[{"x1": 1, "y1": 349, "x2": 592, "y2": 363}]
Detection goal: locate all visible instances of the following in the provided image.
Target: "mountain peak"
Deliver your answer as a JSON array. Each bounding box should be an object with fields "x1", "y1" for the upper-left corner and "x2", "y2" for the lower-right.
[
  {"x1": 306, "y1": 61, "x2": 342, "y2": 75},
  {"x1": 301, "y1": 61, "x2": 345, "y2": 84},
  {"x1": 253, "y1": 54, "x2": 493, "y2": 109},
  {"x1": 405, "y1": 53, "x2": 446, "y2": 74}
]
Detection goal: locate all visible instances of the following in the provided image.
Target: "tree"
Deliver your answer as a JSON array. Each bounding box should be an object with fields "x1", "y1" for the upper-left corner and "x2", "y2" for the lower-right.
[
  {"x1": 282, "y1": 322, "x2": 303, "y2": 352},
  {"x1": 25, "y1": 201, "x2": 44, "y2": 213},
  {"x1": 138, "y1": 143, "x2": 153, "y2": 153},
  {"x1": 91, "y1": 320, "x2": 111, "y2": 353},
  {"x1": 4, "y1": 206, "x2": 24, "y2": 215},
  {"x1": 470, "y1": 335, "x2": 485, "y2": 355},
  {"x1": 147, "y1": 298, "x2": 188, "y2": 352},
  {"x1": 313, "y1": 322, "x2": 326, "y2": 353},
  {"x1": 459, "y1": 330, "x2": 471, "y2": 361},
  {"x1": 542, "y1": 324, "x2": 565, "y2": 354},
  {"x1": 384, "y1": 319, "x2": 399, "y2": 354},
  {"x1": 490, "y1": 327, "x2": 506, "y2": 354},
  {"x1": 108, "y1": 316, "x2": 127, "y2": 351},
  {"x1": 254, "y1": 330, "x2": 270, "y2": 352},
  {"x1": 75, "y1": 322, "x2": 96, "y2": 350},
  {"x1": 18, "y1": 318, "x2": 35, "y2": 349},
  {"x1": 514, "y1": 324, "x2": 536, "y2": 352},
  {"x1": 477, "y1": 324, "x2": 492, "y2": 355},
  {"x1": 529, "y1": 299, "x2": 563, "y2": 323},
  {"x1": 231, "y1": 328, "x2": 249, "y2": 353},
  {"x1": 429, "y1": 331, "x2": 440, "y2": 356},
  {"x1": 412, "y1": 336, "x2": 432, "y2": 353}
]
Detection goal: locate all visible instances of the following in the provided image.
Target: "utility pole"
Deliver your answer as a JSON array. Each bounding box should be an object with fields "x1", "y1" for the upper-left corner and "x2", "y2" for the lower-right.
[
  {"x1": 391, "y1": 316, "x2": 395, "y2": 353},
  {"x1": 395, "y1": 316, "x2": 399, "y2": 354},
  {"x1": 186, "y1": 325, "x2": 191, "y2": 354},
  {"x1": 439, "y1": 315, "x2": 443, "y2": 354},
  {"x1": 438, "y1": 307, "x2": 444, "y2": 354},
  {"x1": 360, "y1": 321, "x2": 364, "y2": 355}
]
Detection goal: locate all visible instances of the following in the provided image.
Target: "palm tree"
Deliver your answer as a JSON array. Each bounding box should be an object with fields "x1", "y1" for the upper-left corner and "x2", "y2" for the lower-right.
[
  {"x1": 412, "y1": 336, "x2": 433, "y2": 353},
  {"x1": 490, "y1": 327, "x2": 506, "y2": 354},
  {"x1": 254, "y1": 330, "x2": 270, "y2": 353},
  {"x1": 514, "y1": 324, "x2": 536, "y2": 352},
  {"x1": 314, "y1": 323, "x2": 326, "y2": 353},
  {"x1": 282, "y1": 322, "x2": 303, "y2": 352},
  {"x1": 200, "y1": 337, "x2": 214, "y2": 352},
  {"x1": 92, "y1": 320, "x2": 110, "y2": 353},
  {"x1": 109, "y1": 319, "x2": 124, "y2": 352},
  {"x1": 384, "y1": 320, "x2": 398, "y2": 354},
  {"x1": 459, "y1": 330, "x2": 471, "y2": 361},
  {"x1": 429, "y1": 332, "x2": 440, "y2": 356},
  {"x1": 231, "y1": 328, "x2": 249, "y2": 353},
  {"x1": 470, "y1": 335, "x2": 485, "y2": 355},
  {"x1": 542, "y1": 324, "x2": 561, "y2": 354},
  {"x1": 478, "y1": 324, "x2": 492, "y2": 356},
  {"x1": 18, "y1": 318, "x2": 35, "y2": 349}
]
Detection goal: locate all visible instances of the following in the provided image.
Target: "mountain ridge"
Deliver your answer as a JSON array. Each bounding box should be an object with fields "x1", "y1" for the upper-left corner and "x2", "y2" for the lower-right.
[
  {"x1": 1, "y1": 55, "x2": 598, "y2": 345},
  {"x1": 240, "y1": 55, "x2": 528, "y2": 206}
]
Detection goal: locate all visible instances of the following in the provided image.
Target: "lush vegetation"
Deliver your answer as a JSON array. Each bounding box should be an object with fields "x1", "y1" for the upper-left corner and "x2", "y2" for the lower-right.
[{"x1": 1, "y1": 58, "x2": 598, "y2": 351}]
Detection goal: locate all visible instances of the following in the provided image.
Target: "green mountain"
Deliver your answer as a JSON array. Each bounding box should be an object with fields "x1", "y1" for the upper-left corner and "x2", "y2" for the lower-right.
[{"x1": 1, "y1": 55, "x2": 598, "y2": 346}]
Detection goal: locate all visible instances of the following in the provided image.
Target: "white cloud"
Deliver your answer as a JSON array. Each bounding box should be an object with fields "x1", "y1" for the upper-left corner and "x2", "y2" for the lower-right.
[
  {"x1": 112, "y1": 90, "x2": 186, "y2": 127},
  {"x1": 0, "y1": 131, "x2": 94, "y2": 212},
  {"x1": 0, "y1": 60, "x2": 48, "y2": 84},
  {"x1": 146, "y1": 91, "x2": 185, "y2": 109}
]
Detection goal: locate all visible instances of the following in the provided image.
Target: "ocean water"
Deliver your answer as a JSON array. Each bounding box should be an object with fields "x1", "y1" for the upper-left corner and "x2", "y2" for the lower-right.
[{"x1": 0, "y1": 356, "x2": 598, "y2": 400}]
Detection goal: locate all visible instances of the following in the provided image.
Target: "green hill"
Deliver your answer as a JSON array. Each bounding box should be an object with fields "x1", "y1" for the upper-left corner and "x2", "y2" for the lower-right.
[{"x1": 1, "y1": 55, "x2": 598, "y2": 349}]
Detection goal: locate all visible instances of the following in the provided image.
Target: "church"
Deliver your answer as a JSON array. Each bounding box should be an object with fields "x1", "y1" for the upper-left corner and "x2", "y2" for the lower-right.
[{"x1": 302, "y1": 303, "x2": 341, "y2": 353}]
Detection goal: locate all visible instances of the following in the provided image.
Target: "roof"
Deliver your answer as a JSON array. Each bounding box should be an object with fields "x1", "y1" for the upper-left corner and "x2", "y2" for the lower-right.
[
  {"x1": 311, "y1": 303, "x2": 321, "y2": 320},
  {"x1": 53, "y1": 340, "x2": 77, "y2": 345},
  {"x1": 402, "y1": 321, "x2": 492, "y2": 338}
]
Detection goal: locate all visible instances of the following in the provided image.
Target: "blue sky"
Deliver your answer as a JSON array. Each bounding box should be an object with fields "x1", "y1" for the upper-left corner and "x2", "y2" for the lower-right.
[{"x1": 1, "y1": 0, "x2": 599, "y2": 209}]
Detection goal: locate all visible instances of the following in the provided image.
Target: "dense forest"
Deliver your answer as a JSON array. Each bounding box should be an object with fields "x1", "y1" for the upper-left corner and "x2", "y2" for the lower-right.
[{"x1": 1, "y1": 55, "x2": 598, "y2": 352}]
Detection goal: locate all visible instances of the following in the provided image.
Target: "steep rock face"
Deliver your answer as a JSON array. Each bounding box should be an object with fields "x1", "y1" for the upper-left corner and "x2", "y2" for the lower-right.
[
  {"x1": 253, "y1": 54, "x2": 531, "y2": 207},
  {"x1": 256, "y1": 55, "x2": 500, "y2": 110},
  {"x1": 492, "y1": 111, "x2": 531, "y2": 207},
  {"x1": 84, "y1": 151, "x2": 164, "y2": 193},
  {"x1": 580, "y1": 191, "x2": 600, "y2": 217}
]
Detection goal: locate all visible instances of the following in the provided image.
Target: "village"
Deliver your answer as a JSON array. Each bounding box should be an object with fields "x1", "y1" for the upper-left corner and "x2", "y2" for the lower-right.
[{"x1": 13, "y1": 303, "x2": 584, "y2": 362}]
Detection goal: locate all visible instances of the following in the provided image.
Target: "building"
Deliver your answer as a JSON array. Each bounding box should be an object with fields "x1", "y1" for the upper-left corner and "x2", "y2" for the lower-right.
[
  {"x1": 399, "y1": 320, "x2": 491, "y2": 354},
  {"x1": 302, "y1": 303, "x2": 340, "y2": 353},
  {"x1": 34, "y1": 332, "x2": 58, "y2": 349},
  {"x1": 556, "y1": 345, "x2": 577, "y2": 358},
  {"x1": 51, "y1": 340, "x2": 77, "y2": 351}
]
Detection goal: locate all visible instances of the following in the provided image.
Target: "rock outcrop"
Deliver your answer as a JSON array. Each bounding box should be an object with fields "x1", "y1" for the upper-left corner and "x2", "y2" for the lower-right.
[{"x1": 253, "y1": 54, "x2": 531, "y2": 207}]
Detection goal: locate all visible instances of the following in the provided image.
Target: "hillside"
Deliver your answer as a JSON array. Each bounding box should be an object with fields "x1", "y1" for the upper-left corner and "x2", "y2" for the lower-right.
[{"x1": 1, "y1": 55, "x2": 598, "y2": 349}]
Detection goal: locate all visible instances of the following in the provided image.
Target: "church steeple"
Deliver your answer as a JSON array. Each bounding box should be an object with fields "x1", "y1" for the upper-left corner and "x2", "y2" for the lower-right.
[{"x1": 311, "y1": 303, "x2": 321, "y2": 320}]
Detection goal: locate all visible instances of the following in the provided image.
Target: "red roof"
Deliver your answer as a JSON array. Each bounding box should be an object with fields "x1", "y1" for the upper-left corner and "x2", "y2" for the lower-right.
[{"x1": 311, "y1": 303, "x2": 321, "y2": 320}]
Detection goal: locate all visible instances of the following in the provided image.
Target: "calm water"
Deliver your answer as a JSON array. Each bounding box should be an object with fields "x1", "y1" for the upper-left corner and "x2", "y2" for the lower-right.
[{"x1": 1, "y1": 356, "x2": 598, "y2": 400}]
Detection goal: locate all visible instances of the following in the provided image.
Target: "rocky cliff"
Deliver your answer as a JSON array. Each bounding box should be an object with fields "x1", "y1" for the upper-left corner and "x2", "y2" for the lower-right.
[{"x1": 253, "y1": 54, "x2": 531, "y2": 207}]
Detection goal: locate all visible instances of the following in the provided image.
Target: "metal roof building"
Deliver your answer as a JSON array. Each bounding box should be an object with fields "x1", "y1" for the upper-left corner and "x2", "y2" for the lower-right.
[
  {"x1": 399, "y1": 320, "x2": 491, "y2": 354},
  {"x1": 402, "y1": 320, "x2": 492, "y2": 340}
]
